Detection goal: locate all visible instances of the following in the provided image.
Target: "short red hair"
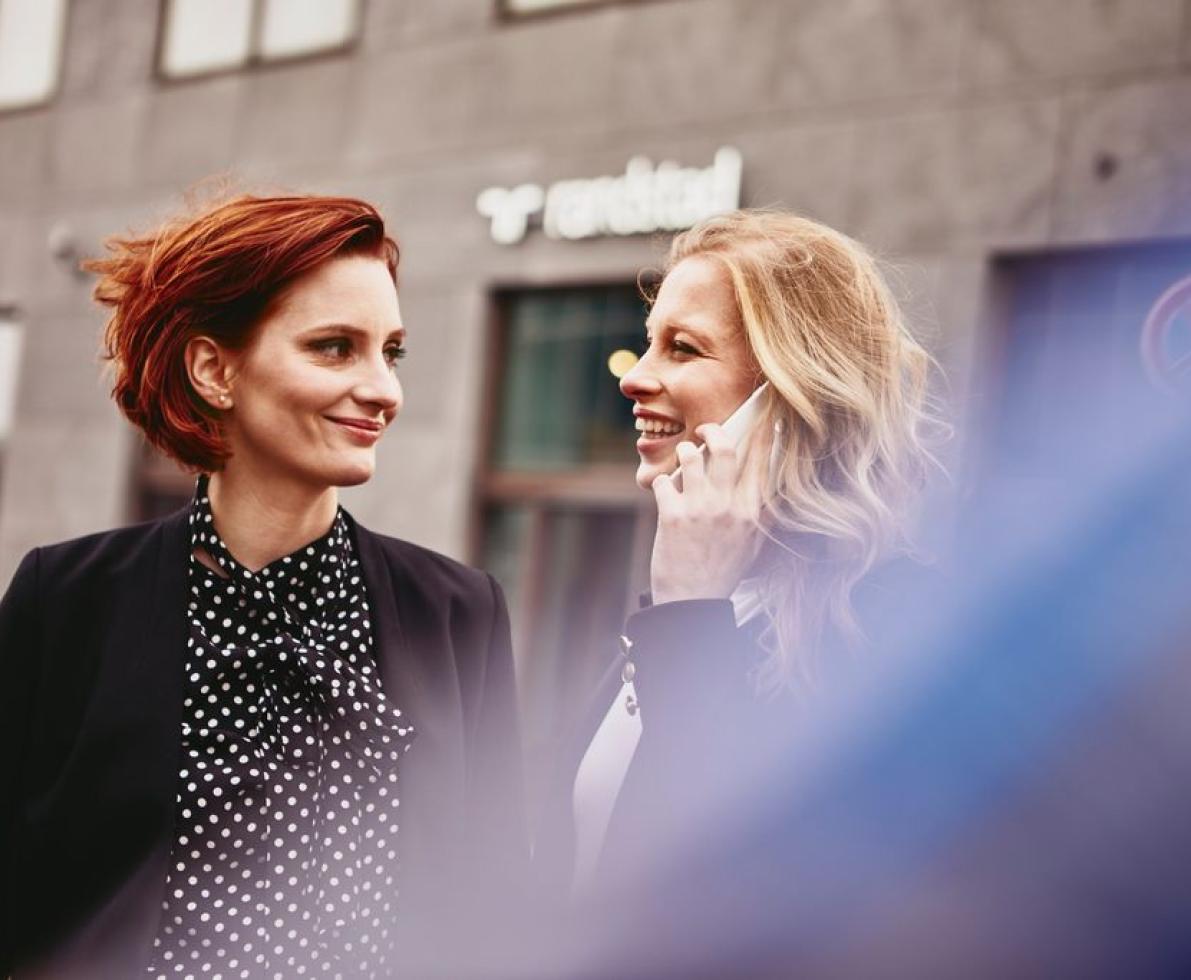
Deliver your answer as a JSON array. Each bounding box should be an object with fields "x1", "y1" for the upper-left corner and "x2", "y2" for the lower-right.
[{"x1": 84, "y1": 194, "x2": 400, "y2": 472}]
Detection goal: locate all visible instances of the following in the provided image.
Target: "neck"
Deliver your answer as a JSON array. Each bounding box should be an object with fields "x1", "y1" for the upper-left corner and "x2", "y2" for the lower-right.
[{"x1": 206, "y1": 466, "x2": 339, "y2": 572}]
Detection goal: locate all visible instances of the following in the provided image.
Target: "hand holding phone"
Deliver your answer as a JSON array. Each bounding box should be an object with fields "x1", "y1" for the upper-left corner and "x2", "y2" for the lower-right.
[
  {"x1": 669, "y1": 382, "x2": 770, "y2": 492},
  {"x1": 650, "y1": 381, "x2": 772, "y2": 603}
]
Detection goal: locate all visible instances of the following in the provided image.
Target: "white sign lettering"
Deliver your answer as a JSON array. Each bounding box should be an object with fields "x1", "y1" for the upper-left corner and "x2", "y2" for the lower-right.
[{"x1": 477, "y1": 147, "x2": 743, "y2": 245}]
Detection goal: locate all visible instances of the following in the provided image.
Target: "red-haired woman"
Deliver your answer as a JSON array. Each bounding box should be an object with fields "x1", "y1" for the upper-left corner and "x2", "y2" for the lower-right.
[{"x1": 0, "y1": 195, "x2": 526, "y2": 978}]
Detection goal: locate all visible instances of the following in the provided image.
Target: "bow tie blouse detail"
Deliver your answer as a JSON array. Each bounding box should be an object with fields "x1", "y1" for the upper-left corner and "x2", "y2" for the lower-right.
[{"x1": 147, "y1": 478, "x2": 414, "y2": 979}]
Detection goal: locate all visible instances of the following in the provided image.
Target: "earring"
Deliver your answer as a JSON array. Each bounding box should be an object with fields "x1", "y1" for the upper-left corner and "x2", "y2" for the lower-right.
[{"x1": 218, "y1": 392, "x2": 230, "y2": 407}]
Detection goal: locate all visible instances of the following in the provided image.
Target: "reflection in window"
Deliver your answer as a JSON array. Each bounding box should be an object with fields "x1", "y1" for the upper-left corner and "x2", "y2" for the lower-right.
[
  {"x1": 160, "y1": 0, "x2": 358, "y2": 79},
  {"x1": 0, "y1": 0, "x2": 68, "y2": 110}
]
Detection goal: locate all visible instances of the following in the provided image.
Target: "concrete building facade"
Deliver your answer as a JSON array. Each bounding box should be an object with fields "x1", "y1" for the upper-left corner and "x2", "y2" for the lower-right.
[{"x1": 2, "y1": 0, "x2": 1189, "y2": 599}]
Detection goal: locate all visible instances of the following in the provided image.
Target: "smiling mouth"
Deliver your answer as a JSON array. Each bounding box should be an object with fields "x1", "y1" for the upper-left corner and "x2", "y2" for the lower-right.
[
  {"x1": 326, "y1": 416, "x2": 383, "y2": 432},
  {"x1": 326, "y1": 416, "x2": 385, "y2": 444},
  {"x1": 635, "y1": 417, "x2": 684, "y2": 445}
]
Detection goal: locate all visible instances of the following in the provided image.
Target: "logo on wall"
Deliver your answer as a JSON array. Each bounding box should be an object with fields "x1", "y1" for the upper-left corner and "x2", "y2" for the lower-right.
[
  {"x1": 476, "y1": 146, "x2": 743, "y2": 245},
  {"x1": 1141, "y1": 274, "x2": 1191, "y2": 394}
]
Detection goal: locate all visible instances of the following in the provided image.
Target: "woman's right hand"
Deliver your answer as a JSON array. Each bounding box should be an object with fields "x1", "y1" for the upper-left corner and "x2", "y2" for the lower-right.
[{"x1": 648, "y1": 422, "x2": 765, "y2": 605}]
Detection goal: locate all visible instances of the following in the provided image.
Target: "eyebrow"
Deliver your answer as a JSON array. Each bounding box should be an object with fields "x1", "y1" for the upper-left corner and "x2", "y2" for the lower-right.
[
  {"x1": 644, "y1": 319, "x2": 715, "y2": 347},
  {"x1": 303, "y1": 322, "x2": 406, "y2": 341}
]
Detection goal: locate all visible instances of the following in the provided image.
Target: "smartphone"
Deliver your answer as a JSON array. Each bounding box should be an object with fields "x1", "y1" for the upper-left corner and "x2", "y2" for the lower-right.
[{"x1": 670, "y1": 381, "x2": 770, "y2": 491}]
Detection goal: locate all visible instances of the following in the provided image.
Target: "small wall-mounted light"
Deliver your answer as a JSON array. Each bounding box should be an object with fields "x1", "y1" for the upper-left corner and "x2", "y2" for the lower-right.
[{"x1": 47, "y1": 221, "x2": 89, "y2": 278}]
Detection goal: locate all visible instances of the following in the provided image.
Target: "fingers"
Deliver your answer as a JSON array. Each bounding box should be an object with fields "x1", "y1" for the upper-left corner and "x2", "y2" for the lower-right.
[
  {"x1": 674, "y1": 439, "x2": 705, "y2": 488},
  {"x1": 695, "y1": 422, "x2": 738, "y2": 489},
  {"x1": 651, "y1": 469, "x2": 680, "y2": 510}
]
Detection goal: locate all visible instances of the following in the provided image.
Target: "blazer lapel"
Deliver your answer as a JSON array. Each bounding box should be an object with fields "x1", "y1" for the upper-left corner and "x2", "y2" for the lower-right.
[
  {"x1": 348, "y1": 518, "x2": 467, "y2": 787},
  {"x1": 350, "y1": 517, "x2": 415, "y2": 703}
]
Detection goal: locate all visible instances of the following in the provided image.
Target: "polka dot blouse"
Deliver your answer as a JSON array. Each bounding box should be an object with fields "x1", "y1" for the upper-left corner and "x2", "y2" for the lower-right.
[{"x1": 147, "y1": 478, "x2": 414, "y2": 979}]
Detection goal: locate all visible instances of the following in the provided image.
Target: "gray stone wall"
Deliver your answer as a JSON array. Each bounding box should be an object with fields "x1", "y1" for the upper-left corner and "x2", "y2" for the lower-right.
[{"x1": 2, "y1": 0, "x2": 1190, "y2": 584}]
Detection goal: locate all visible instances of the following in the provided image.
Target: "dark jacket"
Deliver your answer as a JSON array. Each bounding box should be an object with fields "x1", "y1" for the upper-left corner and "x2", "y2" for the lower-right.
[
  {"x1": 0, "y1": 508, "x2": 527, "y2": 979},
  {"x1": 534, "y1": 559, "x2": 934, "y2": 905}
]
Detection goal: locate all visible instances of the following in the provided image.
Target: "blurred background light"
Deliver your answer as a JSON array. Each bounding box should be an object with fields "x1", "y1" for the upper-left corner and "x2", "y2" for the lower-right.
[{"x1": 607, "y1": 349, "x2": 638, "y2": 379}]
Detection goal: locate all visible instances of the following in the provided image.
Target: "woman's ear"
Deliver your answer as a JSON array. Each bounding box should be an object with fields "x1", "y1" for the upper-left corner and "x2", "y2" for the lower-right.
[{"x1": 185, "y1": 336, "x2": 236, "y2": 411}]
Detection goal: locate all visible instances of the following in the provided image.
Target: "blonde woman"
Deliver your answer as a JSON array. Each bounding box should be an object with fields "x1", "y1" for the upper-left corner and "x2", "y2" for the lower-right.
[{"x1": 557, "y1": 209, "x2": 942, "y2": 896}]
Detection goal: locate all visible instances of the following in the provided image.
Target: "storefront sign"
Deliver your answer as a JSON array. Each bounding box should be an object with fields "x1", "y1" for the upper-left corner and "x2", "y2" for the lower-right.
[{"x1": 477, "y1": 146, "x2": 743, "y2": 245}]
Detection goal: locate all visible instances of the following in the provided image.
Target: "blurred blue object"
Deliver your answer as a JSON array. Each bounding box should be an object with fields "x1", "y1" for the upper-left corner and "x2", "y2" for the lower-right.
[{"x1": 559, "y1": 361, "x2": 1191, "y2": 978}]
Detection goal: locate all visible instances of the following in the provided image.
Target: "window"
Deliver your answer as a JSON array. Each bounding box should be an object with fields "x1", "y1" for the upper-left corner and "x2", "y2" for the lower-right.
[
  {"x1": 159, "y1": 0, "x2": 359, "y2": 79},
  {"x1": 0, "y1": 309, "x2": 22, "y2": 442},
  {"x1": 477, "y1": 283, "x2": 654, "y2": 809},
  {"x1": 0, "y1": 0, "x2": 68, "y2": 110},
  {"x1": 490, "y1": 288, "x2": 647, "y2": 471},
  {"x1": 0, "y1": 309, "x2": 23, "y2": 496},
  {"x1": 981, "y1": 240, "x2": 1191, "y2": 489},
  {"x1": 501, "y1": 0, "x2": 648, "y2": 14}
]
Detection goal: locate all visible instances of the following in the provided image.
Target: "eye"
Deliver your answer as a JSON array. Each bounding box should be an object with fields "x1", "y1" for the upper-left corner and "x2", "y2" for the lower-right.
[
  {"x1": 670, "y1": 339, "x2": 700, "y2": 356},
  {"x1": 311, "y1": 338, "x2": 352, "y2": 359},
  {"x1": 384, "y1": 343, "x2": 407, "y2": 367}
]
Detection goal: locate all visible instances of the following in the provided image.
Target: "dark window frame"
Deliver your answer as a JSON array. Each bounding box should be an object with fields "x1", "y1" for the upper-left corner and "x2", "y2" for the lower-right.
[
  {"x1": 470, "y1": 278, "x2": 658, "y2": 809},
  {"x1": 467, "y1": 276, "x2": 656, "y2": 568}
]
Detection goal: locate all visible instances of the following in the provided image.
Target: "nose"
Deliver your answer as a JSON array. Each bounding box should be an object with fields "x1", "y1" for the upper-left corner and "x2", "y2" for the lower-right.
[
  {"x1": 354, "y1": 351, "x2": 403, "y2": 417},
  {"x1": 619, "y1": 346, "x2": 662, "y2": 401}
]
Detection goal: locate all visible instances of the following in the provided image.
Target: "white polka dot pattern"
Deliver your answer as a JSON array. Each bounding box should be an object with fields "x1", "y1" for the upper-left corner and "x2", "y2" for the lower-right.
[{"x1": 146, "y1": 479, "x2": 414, "y2": 979}]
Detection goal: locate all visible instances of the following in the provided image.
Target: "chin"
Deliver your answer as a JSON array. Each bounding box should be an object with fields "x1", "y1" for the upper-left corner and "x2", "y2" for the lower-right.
[{"x1": 326, "y1": 456, "x2": 376, "y2": 488}]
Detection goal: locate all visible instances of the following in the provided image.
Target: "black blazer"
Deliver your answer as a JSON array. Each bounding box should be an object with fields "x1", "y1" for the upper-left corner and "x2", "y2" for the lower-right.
[
  {"x1": 0, "y1": 508, "x2": 528, "y2": 979},
  {"x1": 534, "y1": 558, "x2": 937, "y2": 906}
]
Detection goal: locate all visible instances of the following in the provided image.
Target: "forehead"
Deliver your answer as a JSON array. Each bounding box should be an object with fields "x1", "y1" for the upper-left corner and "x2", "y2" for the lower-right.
[
  {"x1": 269, "y1": 255, "x2": 401, "y2": 327},
  {"x1": 647, "y1": 255, "x2": 740, "y2": 337}
]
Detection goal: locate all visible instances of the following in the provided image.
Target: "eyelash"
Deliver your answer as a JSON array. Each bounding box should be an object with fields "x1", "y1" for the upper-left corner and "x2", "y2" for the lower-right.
[
  {"x1": 641, "y1": 337, "x2": 700, "y2": 357},
  {"x1": 312, "y1": 339, "x2": 407, "y2": 366}
]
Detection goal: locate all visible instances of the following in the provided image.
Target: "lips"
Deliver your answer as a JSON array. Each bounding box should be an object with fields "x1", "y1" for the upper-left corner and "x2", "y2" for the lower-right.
[
  {"x1": 326, "y1": 416, "x2": 385, "y2": 444},
  {"x1": 326, "y1": 416, "x2": 383, "y2": 432}
]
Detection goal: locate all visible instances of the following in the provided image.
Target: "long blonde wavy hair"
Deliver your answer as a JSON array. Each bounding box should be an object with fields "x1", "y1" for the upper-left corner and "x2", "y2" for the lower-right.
[{"x1": 662, "y1": 210, "x2": 943, "y2": 694}]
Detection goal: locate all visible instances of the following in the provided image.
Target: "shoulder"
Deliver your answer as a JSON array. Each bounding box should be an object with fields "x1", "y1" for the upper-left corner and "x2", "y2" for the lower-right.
[
  {"x1": 29, "y1": 509, "x2": 185, "y2": 585},
  {"x1": 25, "y1": 510, "x2": 185, "y2": 587}
]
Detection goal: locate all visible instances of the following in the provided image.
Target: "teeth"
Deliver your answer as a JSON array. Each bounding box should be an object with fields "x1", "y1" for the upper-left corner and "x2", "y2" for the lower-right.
[{"x1": 635, "y1": 417, "x2": 684, "y2": 437}]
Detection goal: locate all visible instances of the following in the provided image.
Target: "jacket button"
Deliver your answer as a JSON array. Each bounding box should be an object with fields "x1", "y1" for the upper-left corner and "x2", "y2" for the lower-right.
[
  {"x1": 618, "y1": 634, "x2": 633, "y2": 656},
  {"x1": 621, "y1": 661, "x2": 636, "y2": 684}
]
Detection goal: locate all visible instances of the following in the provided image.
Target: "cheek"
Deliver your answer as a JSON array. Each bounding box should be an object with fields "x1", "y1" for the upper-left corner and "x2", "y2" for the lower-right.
[
  {"x1": 680, "y1": 388, "x2": 736, "y2": 430},
  {"x1": 690, "y1": 368, "x2": 757, "y2": 427},
  {"x1": 256, "y1": 370, "x2": 340, "y2": 418}
]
